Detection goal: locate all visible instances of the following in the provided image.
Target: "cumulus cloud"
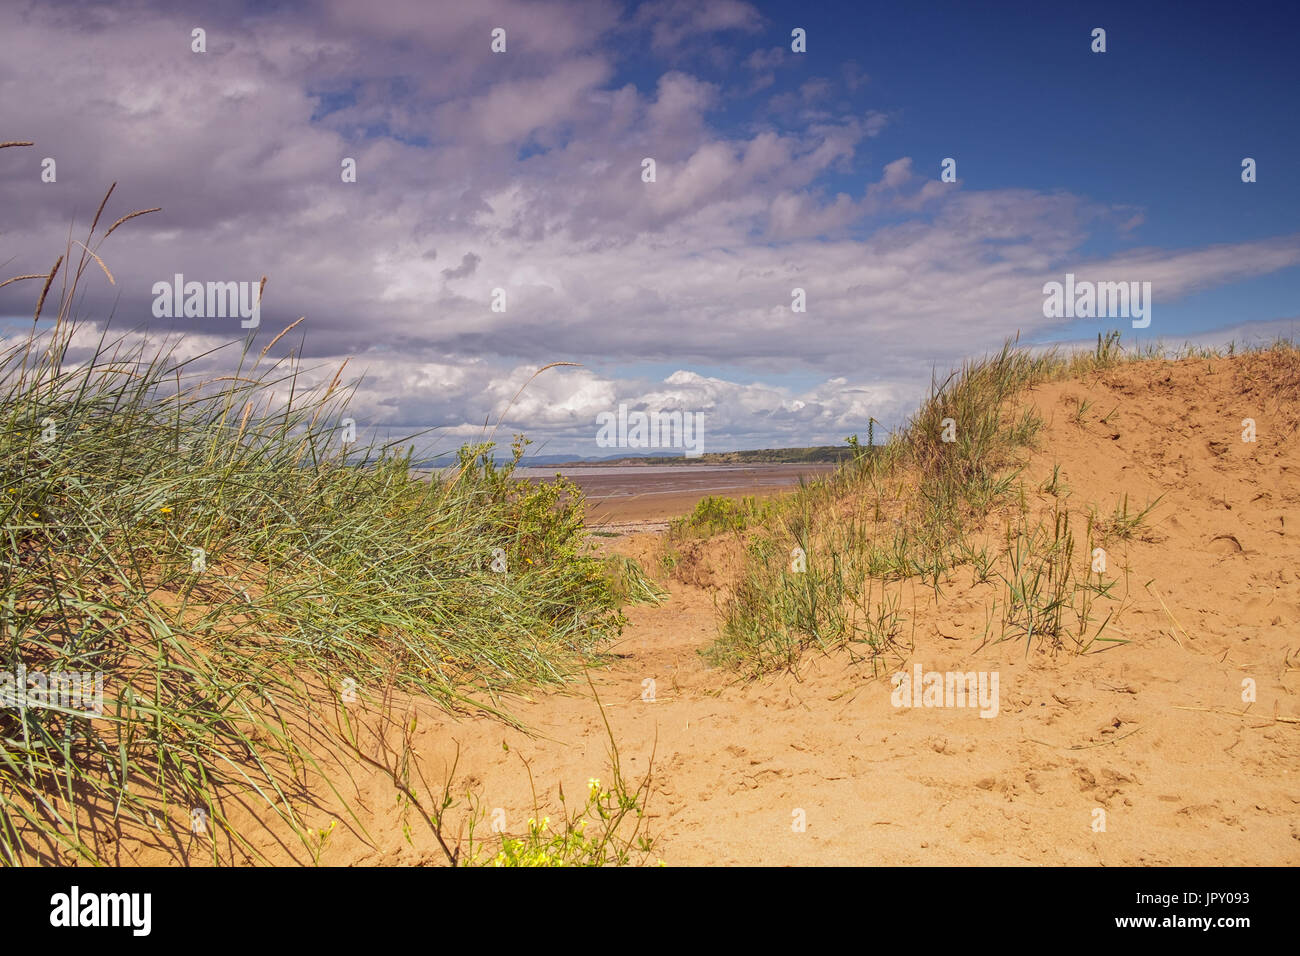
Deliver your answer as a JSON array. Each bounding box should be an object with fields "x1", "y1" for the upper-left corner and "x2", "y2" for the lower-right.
[
  {"x1": 1, "y1": 0, "x2": 1296, "y2": 458},
  {"x1": 441, "y1": 252, "x2": 481, "y2": 280},
  {"x1": 634, "y1": 0, "x2": 764, "y2": 54}
]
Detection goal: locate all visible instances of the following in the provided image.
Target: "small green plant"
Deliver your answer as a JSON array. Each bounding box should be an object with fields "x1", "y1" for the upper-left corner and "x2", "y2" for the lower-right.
[
  {"x1": 957, "y1": 535, "x2": 997, "y2": 584},
  {"x1": 669, "y1": 494, "x2": 775, "y2": 537},
  {"x1": 605, "y1": 554, "x2": 669, "y2": 606},
  {"x1": 998, "y1": 507, "x2": 1075, "y2": 650},
  {"x1": 466, "y1": 678, "x2": 658, "y2": 866},
  {"x1": 485, "y1": 772, "x2": 659, "y2": 867},
  {"x1": 995, "y1": 505, "x2": 1121, "y2": 652},
  {"x1": 346, "y1": 675, "x2": 660, "y2": 868},
  {"x1": 1095, "y1": 493, "x2": 1163, "y2": 541},
  {"x1": 306, "y1": 820, "x2": 337, "y2": 866},
  {"x1": 1094, "y1": 329, "x2": 1124, "y2": 365},
  {"x1": 1039, "y1": 463, "x2": 1069, "y2": 497},
  {"x1": 849, "y1": 575, "x2": 904, "y2": 665}
]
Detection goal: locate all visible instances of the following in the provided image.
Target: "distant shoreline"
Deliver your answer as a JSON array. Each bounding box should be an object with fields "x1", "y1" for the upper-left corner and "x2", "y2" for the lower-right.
[
  {"x1": 412, "y1": 456, "x2": 843, "y2": 523},
  {"x1": 518, "y1": 446, "x2": 855, "y2": 468},
  {"x1": 564, "y1": 462, "x2": 837, "y2": 523}
]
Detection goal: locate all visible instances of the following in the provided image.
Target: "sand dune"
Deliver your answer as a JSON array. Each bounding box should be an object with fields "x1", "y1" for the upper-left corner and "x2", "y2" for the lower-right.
[{"x1": 63, "y1": 351, "x2": 1300, "y2": 866}]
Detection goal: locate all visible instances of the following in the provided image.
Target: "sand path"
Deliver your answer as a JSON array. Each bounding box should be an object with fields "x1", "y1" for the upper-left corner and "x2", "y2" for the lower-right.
[
  {"x1": 108, "y1": 355, "x2": 1300, "y2": 866},
  {"x1": 315, "y1": 357, "x2": 1299, "y2": 866}
]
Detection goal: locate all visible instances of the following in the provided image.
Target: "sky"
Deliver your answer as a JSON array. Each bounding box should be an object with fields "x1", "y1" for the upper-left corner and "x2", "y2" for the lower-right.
[{"x1": 2, "y1": 0, "x2": 1297, "y2": 460}]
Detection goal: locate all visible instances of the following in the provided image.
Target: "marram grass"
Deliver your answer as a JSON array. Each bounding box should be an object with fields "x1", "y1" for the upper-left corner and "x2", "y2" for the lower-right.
[
  {"x1": 0, "y1": 191, "x2": 640, "y2": 865},
  {"x1": 699, "y1": 331, "x2": 1293, "y2": 674}
]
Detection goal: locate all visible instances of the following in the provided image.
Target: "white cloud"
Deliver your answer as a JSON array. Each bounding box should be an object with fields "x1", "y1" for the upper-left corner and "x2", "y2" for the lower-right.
[{"x1": 0, "y1": 0, "x2": 1296, "y2": 457}]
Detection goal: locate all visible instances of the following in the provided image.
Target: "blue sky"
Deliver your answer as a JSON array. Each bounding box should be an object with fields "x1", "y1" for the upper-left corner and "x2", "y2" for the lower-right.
[
  {"x1": 607, "y1": 1, "x2": 1300, "y2": 238},
  {"x1": 2, "y1": 0, "x2": 1297, "y2": 457},
  {"x1": 595, "y1": 0, "x2": 1300, "y2": 402}
]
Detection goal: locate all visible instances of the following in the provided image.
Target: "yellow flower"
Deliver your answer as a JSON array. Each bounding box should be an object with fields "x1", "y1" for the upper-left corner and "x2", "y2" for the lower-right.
[
  {"x1": 159, "y1": 506, "x2": 173, "y2": 514},
  {"x1": 587, "y1": 777, "x2": 600, "y2": 793}
]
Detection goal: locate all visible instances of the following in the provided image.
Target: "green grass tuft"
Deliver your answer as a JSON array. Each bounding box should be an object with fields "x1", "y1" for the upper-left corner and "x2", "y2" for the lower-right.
[{"x1": 0, "y1": 200, "x2": 628, "y2": 865}]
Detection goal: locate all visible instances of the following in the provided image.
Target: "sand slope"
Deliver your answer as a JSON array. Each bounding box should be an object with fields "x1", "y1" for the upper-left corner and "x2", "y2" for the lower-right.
[{"x1": 99, "y1": 354, "x2": 1300, "y2": 865}]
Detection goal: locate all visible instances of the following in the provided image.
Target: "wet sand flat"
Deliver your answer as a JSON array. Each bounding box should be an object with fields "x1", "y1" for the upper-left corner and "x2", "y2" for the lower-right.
[{"x1": 514, "y1": 463, "x2": 838, "y2": 523}]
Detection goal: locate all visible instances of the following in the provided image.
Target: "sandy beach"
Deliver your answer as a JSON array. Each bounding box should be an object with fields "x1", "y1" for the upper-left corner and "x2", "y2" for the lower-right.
[{"x1": 515, "y1": 463, "x2": 838, "y2": 524}]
